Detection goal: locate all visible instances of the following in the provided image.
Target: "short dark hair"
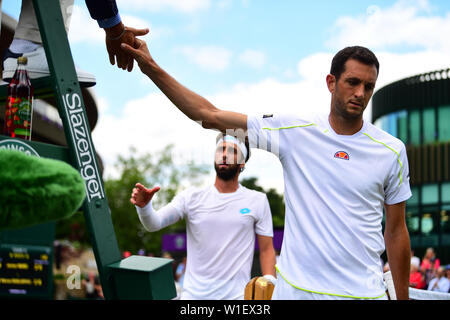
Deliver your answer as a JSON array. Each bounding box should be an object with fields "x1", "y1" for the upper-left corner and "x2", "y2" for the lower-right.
[
  {"x1": 216, "y1": 133, "x2": 251, "y2": 163},
  {"x1": 330, "y1": 46, "x2": 379, "y2": 80}
]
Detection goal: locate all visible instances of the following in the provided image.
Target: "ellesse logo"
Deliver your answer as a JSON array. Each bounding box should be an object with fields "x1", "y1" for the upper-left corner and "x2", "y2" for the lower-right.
[{"x1": 334, "y1": 151, "x2": 350, "y2": 160}]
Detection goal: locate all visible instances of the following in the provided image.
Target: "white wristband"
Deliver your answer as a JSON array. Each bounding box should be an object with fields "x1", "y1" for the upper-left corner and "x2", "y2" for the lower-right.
[{"x1": 263, "y1": 274, "x2": 277, "y2": 286}]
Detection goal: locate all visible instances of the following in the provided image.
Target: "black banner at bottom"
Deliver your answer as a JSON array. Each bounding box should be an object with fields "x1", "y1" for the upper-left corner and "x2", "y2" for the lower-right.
[{"x1": 0, "y1": 299, "x2": 446, "y2": 318}]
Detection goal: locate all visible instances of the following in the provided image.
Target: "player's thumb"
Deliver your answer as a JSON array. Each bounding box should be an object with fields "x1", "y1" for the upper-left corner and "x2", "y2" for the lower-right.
[
  {"x1": 128, "y1": 27, "x2": 149, "y2": 37},
  {"x1": 147, "y1": 186, "x2": 161, "y2": 199}
]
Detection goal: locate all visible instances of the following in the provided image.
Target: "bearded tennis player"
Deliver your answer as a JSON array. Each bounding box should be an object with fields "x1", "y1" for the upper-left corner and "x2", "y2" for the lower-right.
[
  {"x1": 130, "y1": 134, "x2": 276, "y2": 300},
  {"x1": 123, "y1": 40, "x2": 412, "y2": 300}
]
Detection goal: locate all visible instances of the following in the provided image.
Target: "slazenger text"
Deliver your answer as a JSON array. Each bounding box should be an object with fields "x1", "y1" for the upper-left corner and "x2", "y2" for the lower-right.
[{"x1": 63, "y1": 93, "x2": 104, "y2": 202}]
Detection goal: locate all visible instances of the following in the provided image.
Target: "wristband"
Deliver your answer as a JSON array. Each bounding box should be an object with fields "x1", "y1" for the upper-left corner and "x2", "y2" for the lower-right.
[
  {"x1": 106, "y1": 26, "x2": 127, "y2": 41},
  {"x1": 263, "y1": 274, "x2": 277, "y2": 286}
]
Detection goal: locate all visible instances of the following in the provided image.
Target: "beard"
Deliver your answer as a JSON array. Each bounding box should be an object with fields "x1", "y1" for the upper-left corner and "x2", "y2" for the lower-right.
[
  {"x1": 214, "y1": 162, "x2": 240, "y2": 181},
  {"x1": 333, "y1": 89, "x2": 366, "y2": 120},
  {"x1": 334, "y1": 98, "x2": 365, "y2": 119}
]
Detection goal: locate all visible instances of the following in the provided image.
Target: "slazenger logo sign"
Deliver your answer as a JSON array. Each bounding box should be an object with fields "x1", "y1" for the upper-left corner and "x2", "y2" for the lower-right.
[
  {"x1": 62, "y1": 93, "x2": 104, "y2": 202},
  {"x1": 0, "y1": 139, "x2": 40, "y2": 157}
]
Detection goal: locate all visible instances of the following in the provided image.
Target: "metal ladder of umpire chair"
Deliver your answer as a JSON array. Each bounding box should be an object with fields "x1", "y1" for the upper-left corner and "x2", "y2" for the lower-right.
[{"x1": 0, "y1": 0, "x2": 175, "y2": 300}]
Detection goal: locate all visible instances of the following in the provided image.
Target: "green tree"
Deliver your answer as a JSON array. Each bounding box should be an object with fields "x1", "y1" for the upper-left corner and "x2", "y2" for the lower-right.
[
  {"x1": 240, "y1": 177, "x2": 285, "y2": 228},
  {"x1": 103, "y1": 145, "x2": 209, "y2": 255}
]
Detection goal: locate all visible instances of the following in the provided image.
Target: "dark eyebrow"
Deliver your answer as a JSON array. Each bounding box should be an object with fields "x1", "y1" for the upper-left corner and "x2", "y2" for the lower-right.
[
  {"x1": 220, "y1": 144, "x2": 238, "y2": 153},
  {"x1": 345, "y1": 77, "x2": 375, "y2": 90},
  {"x1": 345, "y1": 77, "x2": 361, "y2": 83}
]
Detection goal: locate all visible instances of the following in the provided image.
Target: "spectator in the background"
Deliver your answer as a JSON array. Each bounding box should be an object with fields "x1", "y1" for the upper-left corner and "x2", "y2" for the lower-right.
[
  {"x1": 427, "y1": 266, "x2": 450, "y2": 293},
  {"x1": 424, "y1": 259, "x2": 437, "y2": 288},
  {"x1": 421, "y1": 247, "x2": 440, "y2": 288},
  {"x1": 410, "y1": 249, "x2": 420, "y2": 271},
  {"x1": 409, "y1": 262, "x2": 425, "y2": 289},
  {"x1": 421, "y1": 247, "x2": 440, "y2": 271}
]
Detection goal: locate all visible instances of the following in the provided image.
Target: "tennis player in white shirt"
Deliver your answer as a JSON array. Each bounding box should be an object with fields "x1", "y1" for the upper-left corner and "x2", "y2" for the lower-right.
[
  {"x1": 130, "y1": 134, "x2": 276, "y2": 300},
  {"x1": 123, "y1": 41, "x2": 412, "y2": 300}
]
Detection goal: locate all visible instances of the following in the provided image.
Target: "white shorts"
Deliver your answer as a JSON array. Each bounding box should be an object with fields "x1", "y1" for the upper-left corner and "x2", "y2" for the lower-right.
[{"x1": 272, "y1": 272, "x2": 388, "y2": 300}]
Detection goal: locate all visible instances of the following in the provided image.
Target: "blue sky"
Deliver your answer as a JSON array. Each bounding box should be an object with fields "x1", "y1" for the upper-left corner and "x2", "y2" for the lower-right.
[{"x1": 3, "y1": 0, "x2": 450, "y2": 192}]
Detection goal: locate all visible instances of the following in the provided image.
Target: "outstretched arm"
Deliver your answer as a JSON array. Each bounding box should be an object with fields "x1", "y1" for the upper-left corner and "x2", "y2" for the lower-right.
[
  {"x1": 121, "y1": 40, "x2": 248, "y2": 132},
  {"x1": 384, "y1": 201, "x2": 411, "y2": 300}
]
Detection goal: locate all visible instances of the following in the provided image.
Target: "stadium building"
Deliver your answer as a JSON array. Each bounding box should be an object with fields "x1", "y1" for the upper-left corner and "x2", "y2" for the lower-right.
[{"x1": 372, "y1": 68, "x2": 450, "y2": 262}]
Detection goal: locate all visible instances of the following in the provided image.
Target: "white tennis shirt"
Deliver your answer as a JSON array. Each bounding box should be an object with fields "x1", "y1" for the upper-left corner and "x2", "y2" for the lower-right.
[
  {"x1": 136, "y1": 184, "x2": 273, "y2": 300},
  {"x1": 248, "y1": 112, "x2": 412, "y2": 299}
]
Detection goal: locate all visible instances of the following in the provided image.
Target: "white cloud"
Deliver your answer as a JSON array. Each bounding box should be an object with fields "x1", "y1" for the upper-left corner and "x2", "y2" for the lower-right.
[
  {"x1": 68, "y1": 6, "x2": 169, "y2": 45},
  {"x1": 116, "y1": 0, "x2": 210, "y2": 13},
  {"x1": 238, "y1": 49, "x2": 267, "y2": 69},
  {"x1": 327, "y1": 0, "x2": 450, "y2": 52},
  {"x1": 177, "y1": 46, "x2": 233, "y2": 72},
  {"x1": 94, "y1": 94, "x2": 109, "y2": 114},
  {"x1": 68, "y1": 5, "x2": 104, "y2": 44},
  {"x1": 376, "y1": 50, "x2": 450, "y2": 86},
  {"x1": 297, "y1": 52, "x2": 334, "y2": 83},
  {"x1": 211, "y1": 76, "x2": 330, "y2": 118}
]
